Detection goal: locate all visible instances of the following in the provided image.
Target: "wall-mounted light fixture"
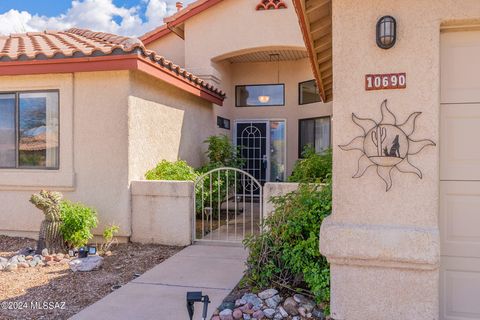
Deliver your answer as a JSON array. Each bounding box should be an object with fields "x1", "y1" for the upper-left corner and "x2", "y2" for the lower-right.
[{"x1": 376, "y1": 16, "x2": 396, "y2": 49}]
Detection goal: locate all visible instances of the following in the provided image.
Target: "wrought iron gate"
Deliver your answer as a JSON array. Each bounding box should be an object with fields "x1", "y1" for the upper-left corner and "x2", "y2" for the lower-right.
[{"x1": 193, "y1": 167, "x2": 263, "y2": 243}]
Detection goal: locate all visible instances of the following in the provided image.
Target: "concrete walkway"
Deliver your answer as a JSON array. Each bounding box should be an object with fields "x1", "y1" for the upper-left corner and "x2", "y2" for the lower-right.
[{"x1": 70, "y1": 244, "x2": 247, "y2": 320}]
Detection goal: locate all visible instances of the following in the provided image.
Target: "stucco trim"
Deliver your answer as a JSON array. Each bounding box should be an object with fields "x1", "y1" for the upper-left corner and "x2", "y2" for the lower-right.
[{"x1": 320, "y1": 217, "x2": 440, "y2": 270}]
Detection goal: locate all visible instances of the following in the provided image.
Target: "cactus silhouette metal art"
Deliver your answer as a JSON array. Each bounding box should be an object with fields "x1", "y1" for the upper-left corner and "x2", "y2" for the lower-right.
[
  {"x1": 30, "y1": 190, "x2": 65, "y2": 254},
  {"x1": 339, "y1": 99, "x2": 436, "y2": 191}
]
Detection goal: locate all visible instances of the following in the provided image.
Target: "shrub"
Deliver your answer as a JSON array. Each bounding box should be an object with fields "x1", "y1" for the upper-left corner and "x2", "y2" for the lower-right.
[
  {"x1": 243, "y1": 181, "x2": 332, "y2": 306},
  {"x1": 288, "y1": 146, "x2": 332, "y2": 183},
  {"x1": 60, "y1": 201, "x2": 98, "y2": 249},
  {"x1": 101, "y1": 223, "x2": 120, "y2": 253},
  {"x1": 145, "y1": 160, "x2": 197, "y2": 181},
  {"x1": 202, "y1": 135, "x2": 243, "y2": 169}
]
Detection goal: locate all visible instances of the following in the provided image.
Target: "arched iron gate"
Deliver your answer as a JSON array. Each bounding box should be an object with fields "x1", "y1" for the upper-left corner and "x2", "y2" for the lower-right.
[{"x1": 193, "y1": 167, "x2": 263, "y2": 244}]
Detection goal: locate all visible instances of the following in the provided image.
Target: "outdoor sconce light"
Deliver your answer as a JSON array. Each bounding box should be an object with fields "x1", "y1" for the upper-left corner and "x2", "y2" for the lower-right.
[
  {"x1": 186, "y1": 291, "x2": 210, "y2": 320},
  {"x1": 376, "y1": 16, "x2": 396, "y2": 49}
]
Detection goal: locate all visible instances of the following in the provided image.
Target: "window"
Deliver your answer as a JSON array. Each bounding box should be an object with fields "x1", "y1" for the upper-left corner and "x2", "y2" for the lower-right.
[
  {"x1": 217, "y1": 116, "x2": 231, "y2": 130},
  {"x1": 235, "y1": 84, "x2": 285, "y2": 107},
  {"x1": 299, "y1": 80, "x2": 321, "y2": 105},
  {"x1": 0, "y1": 91, "x2": 59, "y2": 169},
  {"x1": 299, "y1": 117, "x2": 331, "y2": 157}
]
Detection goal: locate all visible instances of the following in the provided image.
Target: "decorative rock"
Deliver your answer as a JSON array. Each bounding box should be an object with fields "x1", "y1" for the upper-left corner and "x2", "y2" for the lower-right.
[
  {"x1": 293, "y1": 294, "x2": 315, "y2": 312},
  {"x1": 104, "y1": 251, "x2": 112, "y2": 256},
  {"x1": 258, "y1": 288, "x2": 278, "y2": 300},
  {"x1": 241, "y1": 293, "x2": 262, "y2": 309},
  {"x1": 8, "y1": 256, "x2": 18, "y2": 264},
  {"x1": 28, "y1": 260, "x2": 37, "y2": 268},
  {"x1": 265, "y1": 294, "x2": 282, "y2": 309},
  {"x1": 0, "y1": 264, "x2": 4, "y2": 271},
  {"x1": 312, "y1": 308, "x2": 325, "y2": 320},
  {"x1": 298, "y1": 307, "x2": 307, "y2": 318},
  {"x1": 252, "y1": 310, "x2": 265, "y2": 319},
  {"x1": 273, "y1": 312, "x2": 283, "y2": 320},
  {"x1": 263, "y1": 308, "x2": 276, "y2": 319},
  {"x1": 25, "y1": 255, "x2": 33, "y2": 261},
  {"x1": 17, "y1": 255, "x2": 26, "y2": 263},
  {"x1": 242, "y1": 314, "x2": 251, "y2": 320},
  {"x1": 18, "y1": 262, "x2": 29, "y2": 268},
  {"x1": 44, "y1": 255, "x2": 54, "y2": 262},
  {"x1": 239, "y1": 303, "x2": 254, "y2": 314},
  {"x1": 219, "y1": 302, "x2": 236, "y2": 312},
  {"x1": 282, "y1": 297, "x2": 299, "y2": 316},
  {"x1": 212, "y1": 316, "x2": 221, "y2": 320},
  {"x1": 232, "y1": 308, "x2": 243, "y2": 319},
  {"x1": 235, "y1": 299, "x2": 247, "y2": 307},
  {"x1": 41, "y1": 248, "x2": 49, "y2": 257},
  {"x1": 5, "y1": 263, "x2": 17, "y2": 271},
  {"x1": 69, "y1": 255, "x2": 103, "y2": 272},
  {"x1": 219, "y1": 308, "x2": 233, "y2": 320},
  {"x1": 277, "y1": 306, "x2": 288, "y2": 318},
  {"x1": 292, "y1": 317, "x2": 300, "y2": 320}
]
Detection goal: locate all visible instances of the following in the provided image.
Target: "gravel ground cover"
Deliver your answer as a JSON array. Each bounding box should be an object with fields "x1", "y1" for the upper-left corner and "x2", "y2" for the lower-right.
[{"x1": 0, "y1": 235, "x2": 181, "y2": 320}]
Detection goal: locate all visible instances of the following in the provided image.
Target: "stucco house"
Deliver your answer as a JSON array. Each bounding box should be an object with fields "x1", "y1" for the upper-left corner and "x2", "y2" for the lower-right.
[
  {"x1": 0, "y1": 1, "x2": 331, "y2": 243},
  {"x1": 293, "y1": 1, "x2": 480, "y2": 320}
]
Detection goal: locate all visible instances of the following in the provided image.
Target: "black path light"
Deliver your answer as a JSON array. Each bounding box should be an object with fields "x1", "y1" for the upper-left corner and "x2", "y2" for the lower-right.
[
  {"x1": 376, "y1": 16, "x2": 397, "y2": 49},
  {"x1": 186, "y1": 291, "x2": 210, "y2": 320}
]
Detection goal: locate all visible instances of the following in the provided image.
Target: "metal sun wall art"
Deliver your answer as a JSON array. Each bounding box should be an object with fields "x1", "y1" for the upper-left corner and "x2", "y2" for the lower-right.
[{"x1": 339, "y1": 99, "x2": 436, "y2": 191}]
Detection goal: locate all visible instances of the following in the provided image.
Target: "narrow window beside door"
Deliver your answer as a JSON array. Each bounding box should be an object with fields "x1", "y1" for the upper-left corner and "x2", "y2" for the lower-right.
[
  {"x1": 298, "y1": 117, "x2": 331, "y2": 157},
  {"x1": 0, "y1": 91, "x2": 59, "y2": 169}
]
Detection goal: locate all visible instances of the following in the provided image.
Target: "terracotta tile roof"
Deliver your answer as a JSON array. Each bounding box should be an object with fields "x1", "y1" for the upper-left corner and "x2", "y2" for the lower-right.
[{"x1": 0, "y1": 28, "x2": 225, "y2": 101}]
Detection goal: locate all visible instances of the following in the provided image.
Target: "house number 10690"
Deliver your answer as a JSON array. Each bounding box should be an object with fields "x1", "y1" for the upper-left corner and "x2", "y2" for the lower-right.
[{"x1": 365, "y1": 73, "x2": 406, "y2": 91}]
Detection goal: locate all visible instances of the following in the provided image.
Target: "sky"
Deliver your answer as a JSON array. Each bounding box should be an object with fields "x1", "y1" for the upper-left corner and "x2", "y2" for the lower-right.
[{"x1": 0, "y1": 0, "x2": 195, "y2": 37}]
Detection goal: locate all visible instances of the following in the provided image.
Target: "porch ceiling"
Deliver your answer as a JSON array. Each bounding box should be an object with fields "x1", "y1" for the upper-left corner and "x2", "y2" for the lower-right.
[
  {"x1": 226, "y1": 49, "x2": 308, "y2": 63},
  {"x1": 292, "y1": 0, "x2": 333, "y2": 102}
]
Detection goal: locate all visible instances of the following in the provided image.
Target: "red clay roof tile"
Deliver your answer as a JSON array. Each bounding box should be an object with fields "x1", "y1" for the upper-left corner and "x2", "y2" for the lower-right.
[{"x1": 0, "y1": 28, "x2": 224, "y2": 99}]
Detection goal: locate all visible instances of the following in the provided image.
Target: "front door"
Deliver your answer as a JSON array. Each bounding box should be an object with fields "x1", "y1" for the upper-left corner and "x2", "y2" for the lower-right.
[{"x1": 235, "y1": 121, "x2": 268, "y2": 187}]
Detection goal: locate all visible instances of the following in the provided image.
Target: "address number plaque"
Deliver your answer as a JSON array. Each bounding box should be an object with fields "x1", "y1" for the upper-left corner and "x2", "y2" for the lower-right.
[{"x1": 365, "y1": 73, "x2": 406, "y2": 91}]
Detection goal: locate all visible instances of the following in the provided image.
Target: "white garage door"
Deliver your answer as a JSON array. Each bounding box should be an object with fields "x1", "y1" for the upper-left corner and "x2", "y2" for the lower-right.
[{"x1": 440, "y1": 30, "x2": 480, "y2": 320}]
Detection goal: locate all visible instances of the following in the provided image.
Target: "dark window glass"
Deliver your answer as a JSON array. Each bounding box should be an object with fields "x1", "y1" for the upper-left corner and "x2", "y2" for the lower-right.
[
  {"x1": 299, "y1": 80, "x2": 321, "y2": 105},
  {"x1": 217, "y1": 116, "x2": 231, "y2": 130},
  {"x1": 0, "y1": 94, "x2": 16, "y2": 167},
  {"x1": 299, "y1": 117, "x2": 331, "y2": 157},
  {"x1": 235, "y1": 84, "x2": 284, "y2": 107}
]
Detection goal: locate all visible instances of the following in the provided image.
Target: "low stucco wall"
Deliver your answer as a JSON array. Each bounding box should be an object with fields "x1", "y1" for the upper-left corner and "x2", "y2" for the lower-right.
[
  {"x1": 263, "y1": 182, "x2": 300, "y2": 217},
  {"x1": 131, "y1": 180, "x2": 193, "y2": 246}
]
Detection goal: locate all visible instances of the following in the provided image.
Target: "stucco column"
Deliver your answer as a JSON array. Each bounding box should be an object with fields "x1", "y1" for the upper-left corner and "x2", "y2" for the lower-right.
[{"x1": 322, "y1": 1, "x2": 441, "y2": 319}]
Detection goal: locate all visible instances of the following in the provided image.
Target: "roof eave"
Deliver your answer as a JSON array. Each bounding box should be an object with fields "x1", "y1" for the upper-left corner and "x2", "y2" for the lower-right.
[{"x1": 0, "y1": 55, "x2": 224, "y2": 106}]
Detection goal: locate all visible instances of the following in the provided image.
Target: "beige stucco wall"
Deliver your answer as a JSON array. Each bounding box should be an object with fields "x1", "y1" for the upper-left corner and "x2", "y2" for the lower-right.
[
  {"x1": 229, "y1": 59, "x2": 332, "y2": 176},
  {"x1": 128, "y1": 70, "x2": 216, "y2": 181},
  {"x1": 145, "y1": 32, "x2": 185, "y2": 67},
  {"x1": 0, "y1": 71, "x2": 132, "y2": 239},
  {"x1": 0, "y1": 69, "x2": 217, "y2": 241},
  {"x1": 184, "y1": 0, "x2": 305, "y2": 81},
  {"x1": 326, "y1": 1, "x2": 480, "y2": 319},
  {"x1": 131, "y1": 180, "x2": 193, "y2": 246}
]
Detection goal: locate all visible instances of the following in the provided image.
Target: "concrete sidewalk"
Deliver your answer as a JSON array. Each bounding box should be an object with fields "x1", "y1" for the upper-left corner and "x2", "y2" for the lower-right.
[{"x1": 70, "y1": 244, "x2": 247, "y2": 320}]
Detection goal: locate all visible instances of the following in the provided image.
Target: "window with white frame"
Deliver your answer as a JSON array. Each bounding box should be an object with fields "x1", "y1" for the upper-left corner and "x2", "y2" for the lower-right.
[
  {"x1": 298, "y1": 117, "x2": 331, "y2": 157},
  {"x1": 0, "y1": 91, "x2": 59, "y2": 169}
]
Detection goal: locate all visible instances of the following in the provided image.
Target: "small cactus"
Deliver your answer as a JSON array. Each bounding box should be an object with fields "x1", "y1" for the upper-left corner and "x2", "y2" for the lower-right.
[
  {"x1": 30, "y1": 190, "x2": 65, "y2": 254},
  {"x1": 371, "y1": 126, "x2": 387, "y2": 156}
]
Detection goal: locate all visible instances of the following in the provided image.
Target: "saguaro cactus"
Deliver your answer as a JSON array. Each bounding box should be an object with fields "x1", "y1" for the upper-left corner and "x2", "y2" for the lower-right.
[
  {"x1": 371, "y1": 126, "x2": 387, "y2": 156},
  {"x1": 30, "y1": 190, "x2": 65, "y2": 254}
]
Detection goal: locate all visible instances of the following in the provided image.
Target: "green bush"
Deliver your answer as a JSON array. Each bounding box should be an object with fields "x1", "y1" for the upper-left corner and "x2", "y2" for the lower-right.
[
  {"x1": 288, "y1": 146, "x2": 332, "y2": 183},
  {"x1": 60, "y1": 201, "x2": 98, "y2": 249},
  {"x1": 243, "y1": 181, "x2": 332, "y2": 306},
  {"x1": 202, "y1": 135, "x2": 243, "y2": 169},
  {"x1": 145, "y1": 160, "x2": 197, "y2": 181}
]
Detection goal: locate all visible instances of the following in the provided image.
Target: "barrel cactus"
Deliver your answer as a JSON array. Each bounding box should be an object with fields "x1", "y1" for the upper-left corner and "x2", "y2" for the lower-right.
[{"x1": 30, "y1": 190, "x2": 65, "y2": 254}]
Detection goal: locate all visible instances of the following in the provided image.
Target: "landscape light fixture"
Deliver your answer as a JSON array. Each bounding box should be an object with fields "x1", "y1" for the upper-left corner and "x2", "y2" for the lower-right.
[
  {"x1": 186, "y1": 291, "x2": 210, "y2": 320},
  {"x1": 376, "y1": 16, "x2": 396, "y2": 49}
]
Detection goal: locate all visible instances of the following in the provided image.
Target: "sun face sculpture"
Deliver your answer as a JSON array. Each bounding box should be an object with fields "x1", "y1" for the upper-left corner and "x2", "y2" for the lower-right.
[{"x1": 339, "y1": 99, "x2": 436, "y2": 191}]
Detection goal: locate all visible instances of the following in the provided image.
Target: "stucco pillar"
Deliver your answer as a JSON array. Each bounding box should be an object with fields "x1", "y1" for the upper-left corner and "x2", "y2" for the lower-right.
[{"x1": 322, "y1": 1, "x2": 441, "y2": 319}]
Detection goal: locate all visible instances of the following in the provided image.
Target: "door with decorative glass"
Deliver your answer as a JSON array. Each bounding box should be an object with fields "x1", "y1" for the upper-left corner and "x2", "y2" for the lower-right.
[{"x1": 234, "y1": 120, "x2": 286, "y2": 191}]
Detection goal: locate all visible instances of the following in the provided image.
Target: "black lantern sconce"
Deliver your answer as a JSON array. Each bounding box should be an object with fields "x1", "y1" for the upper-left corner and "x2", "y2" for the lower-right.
[{"x1": 376, "y1": 16, "x2": 396, "y2": 49}]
